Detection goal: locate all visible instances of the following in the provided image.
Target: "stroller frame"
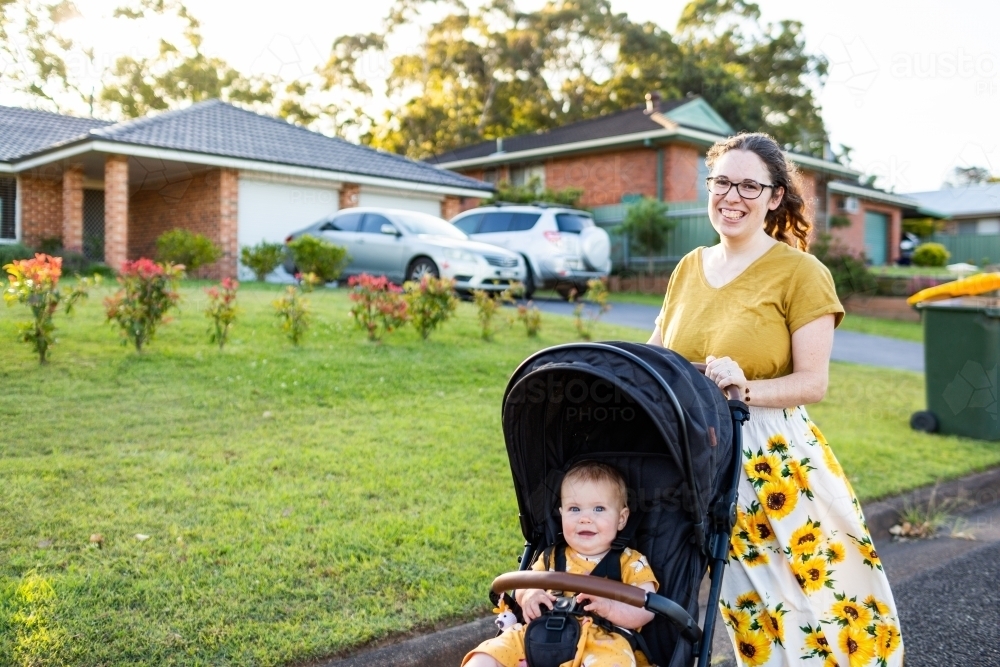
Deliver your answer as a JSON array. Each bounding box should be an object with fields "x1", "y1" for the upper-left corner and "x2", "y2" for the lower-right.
[{"x1": 497, "y1": 342, "x2": 749, "y2": 667}]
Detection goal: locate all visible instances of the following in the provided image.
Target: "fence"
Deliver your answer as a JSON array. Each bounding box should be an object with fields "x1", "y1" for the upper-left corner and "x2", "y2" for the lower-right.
[
  {"x1": 931, "y1": 233, "x2": 1000, "y2": 266},
  {"x1": 592, "y1": 200, "x2": 715, "y2": 273}
]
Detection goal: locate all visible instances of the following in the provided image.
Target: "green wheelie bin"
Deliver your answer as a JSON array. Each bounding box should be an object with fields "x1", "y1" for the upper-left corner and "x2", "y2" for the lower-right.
[{"x1": 911, "y1": 297, "x2": 1000, "y2": 440}]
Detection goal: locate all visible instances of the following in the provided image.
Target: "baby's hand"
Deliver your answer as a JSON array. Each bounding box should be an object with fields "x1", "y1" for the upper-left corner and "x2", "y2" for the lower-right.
[
  {"x1": 519, "y1": 589, "x2": 556, "y2": 622},
  {"x1": 576, "y1": 593, "x2": 615, "y2": 619}
]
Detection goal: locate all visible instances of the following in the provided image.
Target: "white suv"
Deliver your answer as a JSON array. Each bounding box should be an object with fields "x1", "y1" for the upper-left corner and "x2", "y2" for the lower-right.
[{"x1": 450, "y1": 204, "x2": 611, "y2": 299}]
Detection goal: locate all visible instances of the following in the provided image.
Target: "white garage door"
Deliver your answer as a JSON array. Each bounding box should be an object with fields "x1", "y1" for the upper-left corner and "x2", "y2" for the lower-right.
[
  {"x1": 238, "y1": 178, "x2": 339, "y2": 247},
  {"x1": 237, "y1": 178, "x2": 340, "y2": 281},
  {"x1": 358, "y1": 191, "x2": 442, "y2": 217}
]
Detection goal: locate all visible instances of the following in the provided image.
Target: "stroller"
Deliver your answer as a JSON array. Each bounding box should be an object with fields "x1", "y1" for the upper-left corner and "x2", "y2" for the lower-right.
[{"x1": 490, "y1": 342, "x2": 748, "y2": 667}]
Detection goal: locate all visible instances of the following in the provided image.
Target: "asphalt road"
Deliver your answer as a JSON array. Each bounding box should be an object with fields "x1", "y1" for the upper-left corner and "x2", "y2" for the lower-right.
[
  {"x1": 894, "y1": 541, "x2": 1000, "y2": 666},
  {"x1": 526, "y1": 298, "x2": 925, "y2": 372}
]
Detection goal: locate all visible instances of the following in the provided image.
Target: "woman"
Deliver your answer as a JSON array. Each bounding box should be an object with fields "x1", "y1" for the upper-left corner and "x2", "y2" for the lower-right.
[{"x1": 648, "y1": 133, "x2": 903, "y2": 667}]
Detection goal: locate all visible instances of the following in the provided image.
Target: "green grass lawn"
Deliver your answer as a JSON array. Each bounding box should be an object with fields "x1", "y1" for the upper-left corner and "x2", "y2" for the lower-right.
[
  {"x1": 0, "y1": 282, "x2": 995, "y2": 665},
  {"x1": 605, "y1": 291, "x2": 665, "y2": 307},
  {"x1": 870, "y1": 266, "x2": 960, "y2": 278},
  {"x1": 836, "y1": 313, "x2": 923, "y2": 342}
]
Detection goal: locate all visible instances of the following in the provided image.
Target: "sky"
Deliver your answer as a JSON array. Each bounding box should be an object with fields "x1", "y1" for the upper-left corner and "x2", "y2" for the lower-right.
[{"x1": 6, "y1": 0, "x2": 999, "y2": 193}]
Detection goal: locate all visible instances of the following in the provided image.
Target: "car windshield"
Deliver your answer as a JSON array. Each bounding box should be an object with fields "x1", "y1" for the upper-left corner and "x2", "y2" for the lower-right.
[{"x1": 394, "y1": 212, "x2": 468, "y2": 239}]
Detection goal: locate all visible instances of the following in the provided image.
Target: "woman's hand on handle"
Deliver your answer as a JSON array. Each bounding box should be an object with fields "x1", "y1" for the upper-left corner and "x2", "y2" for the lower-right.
[{"x1": 705, "y1": 355, "x2": 748, "y2": 395}]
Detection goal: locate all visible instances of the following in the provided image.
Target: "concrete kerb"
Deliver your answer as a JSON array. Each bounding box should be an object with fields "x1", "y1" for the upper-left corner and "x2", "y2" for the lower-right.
[
  {"x1": 314, "y1": 466, "x2": 1000, "y2": 667},
  {"x1": 862, "y1": 465, "x2": 1000, "y2": 541},
  {"x1": 316, "y1": 617, "x2": 495, "y2": 667}
]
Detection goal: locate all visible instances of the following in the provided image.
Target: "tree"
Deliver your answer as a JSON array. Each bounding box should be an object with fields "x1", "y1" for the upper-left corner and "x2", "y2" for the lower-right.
[
  {"x1": 672, "y1": 1, "x2": 828, "y2": 155},
  {"x1": 100, "y1": 1, "x2": 274, "y2": 118},
  {"x1": 620, "y1": 198, "x2": 675, "y2": 275},
  {"x1": 0, "y1": 0, "x2": 99, "y2": 113},
  {"x1": 944, "y1": 166, "x2": 998, "y2": 188},
  {"x1": 0, "y1": 0, "x2": 310, "y2": 123},
  {"x1": 319, "y1": 0, "x2": 830, "y2": 158}
]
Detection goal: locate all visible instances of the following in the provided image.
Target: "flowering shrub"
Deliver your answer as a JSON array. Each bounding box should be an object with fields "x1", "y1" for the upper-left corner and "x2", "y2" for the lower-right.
[
  {"x1": 572, "y1": 278, "x2": 610, "y2": 341},
  {"x1": 3, "y1": 253, "x2": 92, "y2": 363},
  {"x1": 517, "y1": 302, "x2": 543, "y2": 337},
  {"x1": 273, "y1": 285, "x2": 310, "y2": 345},
  {"x1": 205, "y1": 278, "x2": 239, "y2": 349},
  {"x1": 472, "y1": 290, "x2": 502, "y2": 340},
  {"x1": 472, "y1": 283, "x2": 517, "y2": 341},
  {"x1": 296, "y1": 271, "x2": 323, "y2": 293},
  {"x1": 348, "y1": 274, "x2": 408, "y2": 342},
  {"x1": 104, "y1": 258, "x2": 183, "y2": 352},
  {"x1": 404, "y1": 275, "x2": 457, "y2": 340}
]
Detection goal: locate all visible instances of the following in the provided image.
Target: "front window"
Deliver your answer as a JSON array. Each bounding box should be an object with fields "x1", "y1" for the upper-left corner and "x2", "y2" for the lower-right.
[
  {"x1": 510, "y1": 164, "x2": 545, "y2": 188},
  {"x1": 393, "y1": 211, "x2": 467, "y2": 239}
]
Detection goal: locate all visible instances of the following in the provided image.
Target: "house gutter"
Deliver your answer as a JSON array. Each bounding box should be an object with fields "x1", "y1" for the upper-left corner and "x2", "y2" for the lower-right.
[
  {"x1": 828, "y1": 181, "x2": 925, "y2": 209},
  {"x1": 433, "y1": 127, "x2": 860, "y2": 180},
  {"x1": 9, "y1": 139, "x2": 493, "y2": 199}
]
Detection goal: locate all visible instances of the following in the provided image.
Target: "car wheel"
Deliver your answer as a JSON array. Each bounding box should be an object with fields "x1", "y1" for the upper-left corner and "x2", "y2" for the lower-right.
[
  {"x1": 555, "y1": 281, "x2": 586, "y2": 301},
  {"x1": 407, "y1": 257, "x2": 439, "y2": 282},
  {"x1": 521, "y1": 257, "x2": 536, "y2": 300}
]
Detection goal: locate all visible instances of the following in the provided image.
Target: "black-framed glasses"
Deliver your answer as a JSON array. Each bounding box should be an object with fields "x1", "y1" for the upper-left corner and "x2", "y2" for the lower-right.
[{"x1": 705, "y1": 176, "x2": 774, "y2": 200}]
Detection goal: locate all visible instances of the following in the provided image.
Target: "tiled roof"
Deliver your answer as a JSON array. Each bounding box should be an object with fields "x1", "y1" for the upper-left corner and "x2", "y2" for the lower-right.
[
  {"x1": 426, "y1": 97, "x2": 718, "y2": 165},
  {"x1": 904, "y1": 184, "x2": 1000, "y2": 217},
  {"x1": 0, "y1": 106, "x2": 111, "y2": 162},
  {"x1": 2, "y1": 100, "x2": 491, "y2": 192},
  {"x1": 86, "y1": 100, "x2": 490, "y2": 191}
]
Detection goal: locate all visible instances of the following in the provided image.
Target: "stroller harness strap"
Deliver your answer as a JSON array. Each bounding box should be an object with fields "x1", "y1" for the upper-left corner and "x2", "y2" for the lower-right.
[{"x1": 525, "y1": 519, "x2": 653, "y2": 667}]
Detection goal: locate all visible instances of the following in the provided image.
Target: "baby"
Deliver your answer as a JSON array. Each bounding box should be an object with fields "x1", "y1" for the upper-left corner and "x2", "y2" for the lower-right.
[{"x1": 464, "y1": 461, "x2": 658, "y2": 667}]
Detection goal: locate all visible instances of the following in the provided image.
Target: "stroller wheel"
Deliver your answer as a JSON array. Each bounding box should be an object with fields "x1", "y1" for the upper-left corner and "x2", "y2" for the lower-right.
[{"x1": 910, "y1": 410, "x2": 938, "y2": 433}]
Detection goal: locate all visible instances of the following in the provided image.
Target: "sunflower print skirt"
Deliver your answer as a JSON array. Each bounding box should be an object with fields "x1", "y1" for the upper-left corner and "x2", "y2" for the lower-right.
[{"x1": 719, "y1": 406, "x2": 903, "y2": 667}]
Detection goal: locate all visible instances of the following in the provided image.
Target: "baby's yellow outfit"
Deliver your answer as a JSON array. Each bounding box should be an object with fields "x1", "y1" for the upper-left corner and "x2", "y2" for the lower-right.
[{"x1": 463, "y1": 547, "x2": 659, "y2": 667}]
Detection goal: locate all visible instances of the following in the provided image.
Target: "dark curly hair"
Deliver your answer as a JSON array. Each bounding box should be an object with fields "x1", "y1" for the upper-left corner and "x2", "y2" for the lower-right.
[{"x1": 705, "y1": 132, "x2": 812, "y2": 251}]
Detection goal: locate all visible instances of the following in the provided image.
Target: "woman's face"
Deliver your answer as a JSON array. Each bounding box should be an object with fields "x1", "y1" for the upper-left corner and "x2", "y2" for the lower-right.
[{"x1": 707, "y1": 149, "x2": 784, "y2": 244}]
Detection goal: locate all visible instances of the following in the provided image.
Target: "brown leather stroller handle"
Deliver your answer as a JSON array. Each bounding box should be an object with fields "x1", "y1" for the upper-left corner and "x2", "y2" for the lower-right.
[
  {"x1": 492, "y1": 571, "x2": 646, "y2": 606},
  {"x1": 691, "y1": 362, "x2": 741, "y2": 401},
  {"x1": 491, "y1": 571, "x2": 703, "y2": 643}
]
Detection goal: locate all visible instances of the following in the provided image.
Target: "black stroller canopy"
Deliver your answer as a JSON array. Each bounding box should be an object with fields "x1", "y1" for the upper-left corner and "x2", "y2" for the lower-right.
[
  {"x1": 502, "y1": 342, "x2": 733, "y2": 544},
  {"x1": 501, "y1": 342, "x2": 737, "y2": 667}
]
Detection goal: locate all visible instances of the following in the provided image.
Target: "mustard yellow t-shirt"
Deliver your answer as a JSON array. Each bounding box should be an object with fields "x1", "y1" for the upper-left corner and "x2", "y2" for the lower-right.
[{"x1": 656, "y1": 243, "x2": 844, "y2": 380}]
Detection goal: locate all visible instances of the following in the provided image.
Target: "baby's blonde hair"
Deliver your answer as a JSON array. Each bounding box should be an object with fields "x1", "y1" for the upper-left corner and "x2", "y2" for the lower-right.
[{"x1": 561, "y1": 461, "x2": 628, "y2": 509}]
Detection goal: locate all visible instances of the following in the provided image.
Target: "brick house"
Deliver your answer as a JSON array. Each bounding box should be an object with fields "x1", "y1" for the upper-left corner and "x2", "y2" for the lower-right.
[
  {"x1": 427, "y1": 95, "x2": 913, "y2": 266},
  {"x1": 0, "y1": 100, "x2": 492, "y2": 278}
]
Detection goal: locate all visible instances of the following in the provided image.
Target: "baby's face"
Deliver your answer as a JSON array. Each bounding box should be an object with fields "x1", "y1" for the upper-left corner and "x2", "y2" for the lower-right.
[{"x1": 559, "y1": 478, "x2": 628, "y2": 557}]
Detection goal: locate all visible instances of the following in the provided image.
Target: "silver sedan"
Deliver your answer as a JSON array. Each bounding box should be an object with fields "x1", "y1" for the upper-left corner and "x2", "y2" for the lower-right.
[{"x1": 284, "y1": 207, "x2": 527, "y2": 291}]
